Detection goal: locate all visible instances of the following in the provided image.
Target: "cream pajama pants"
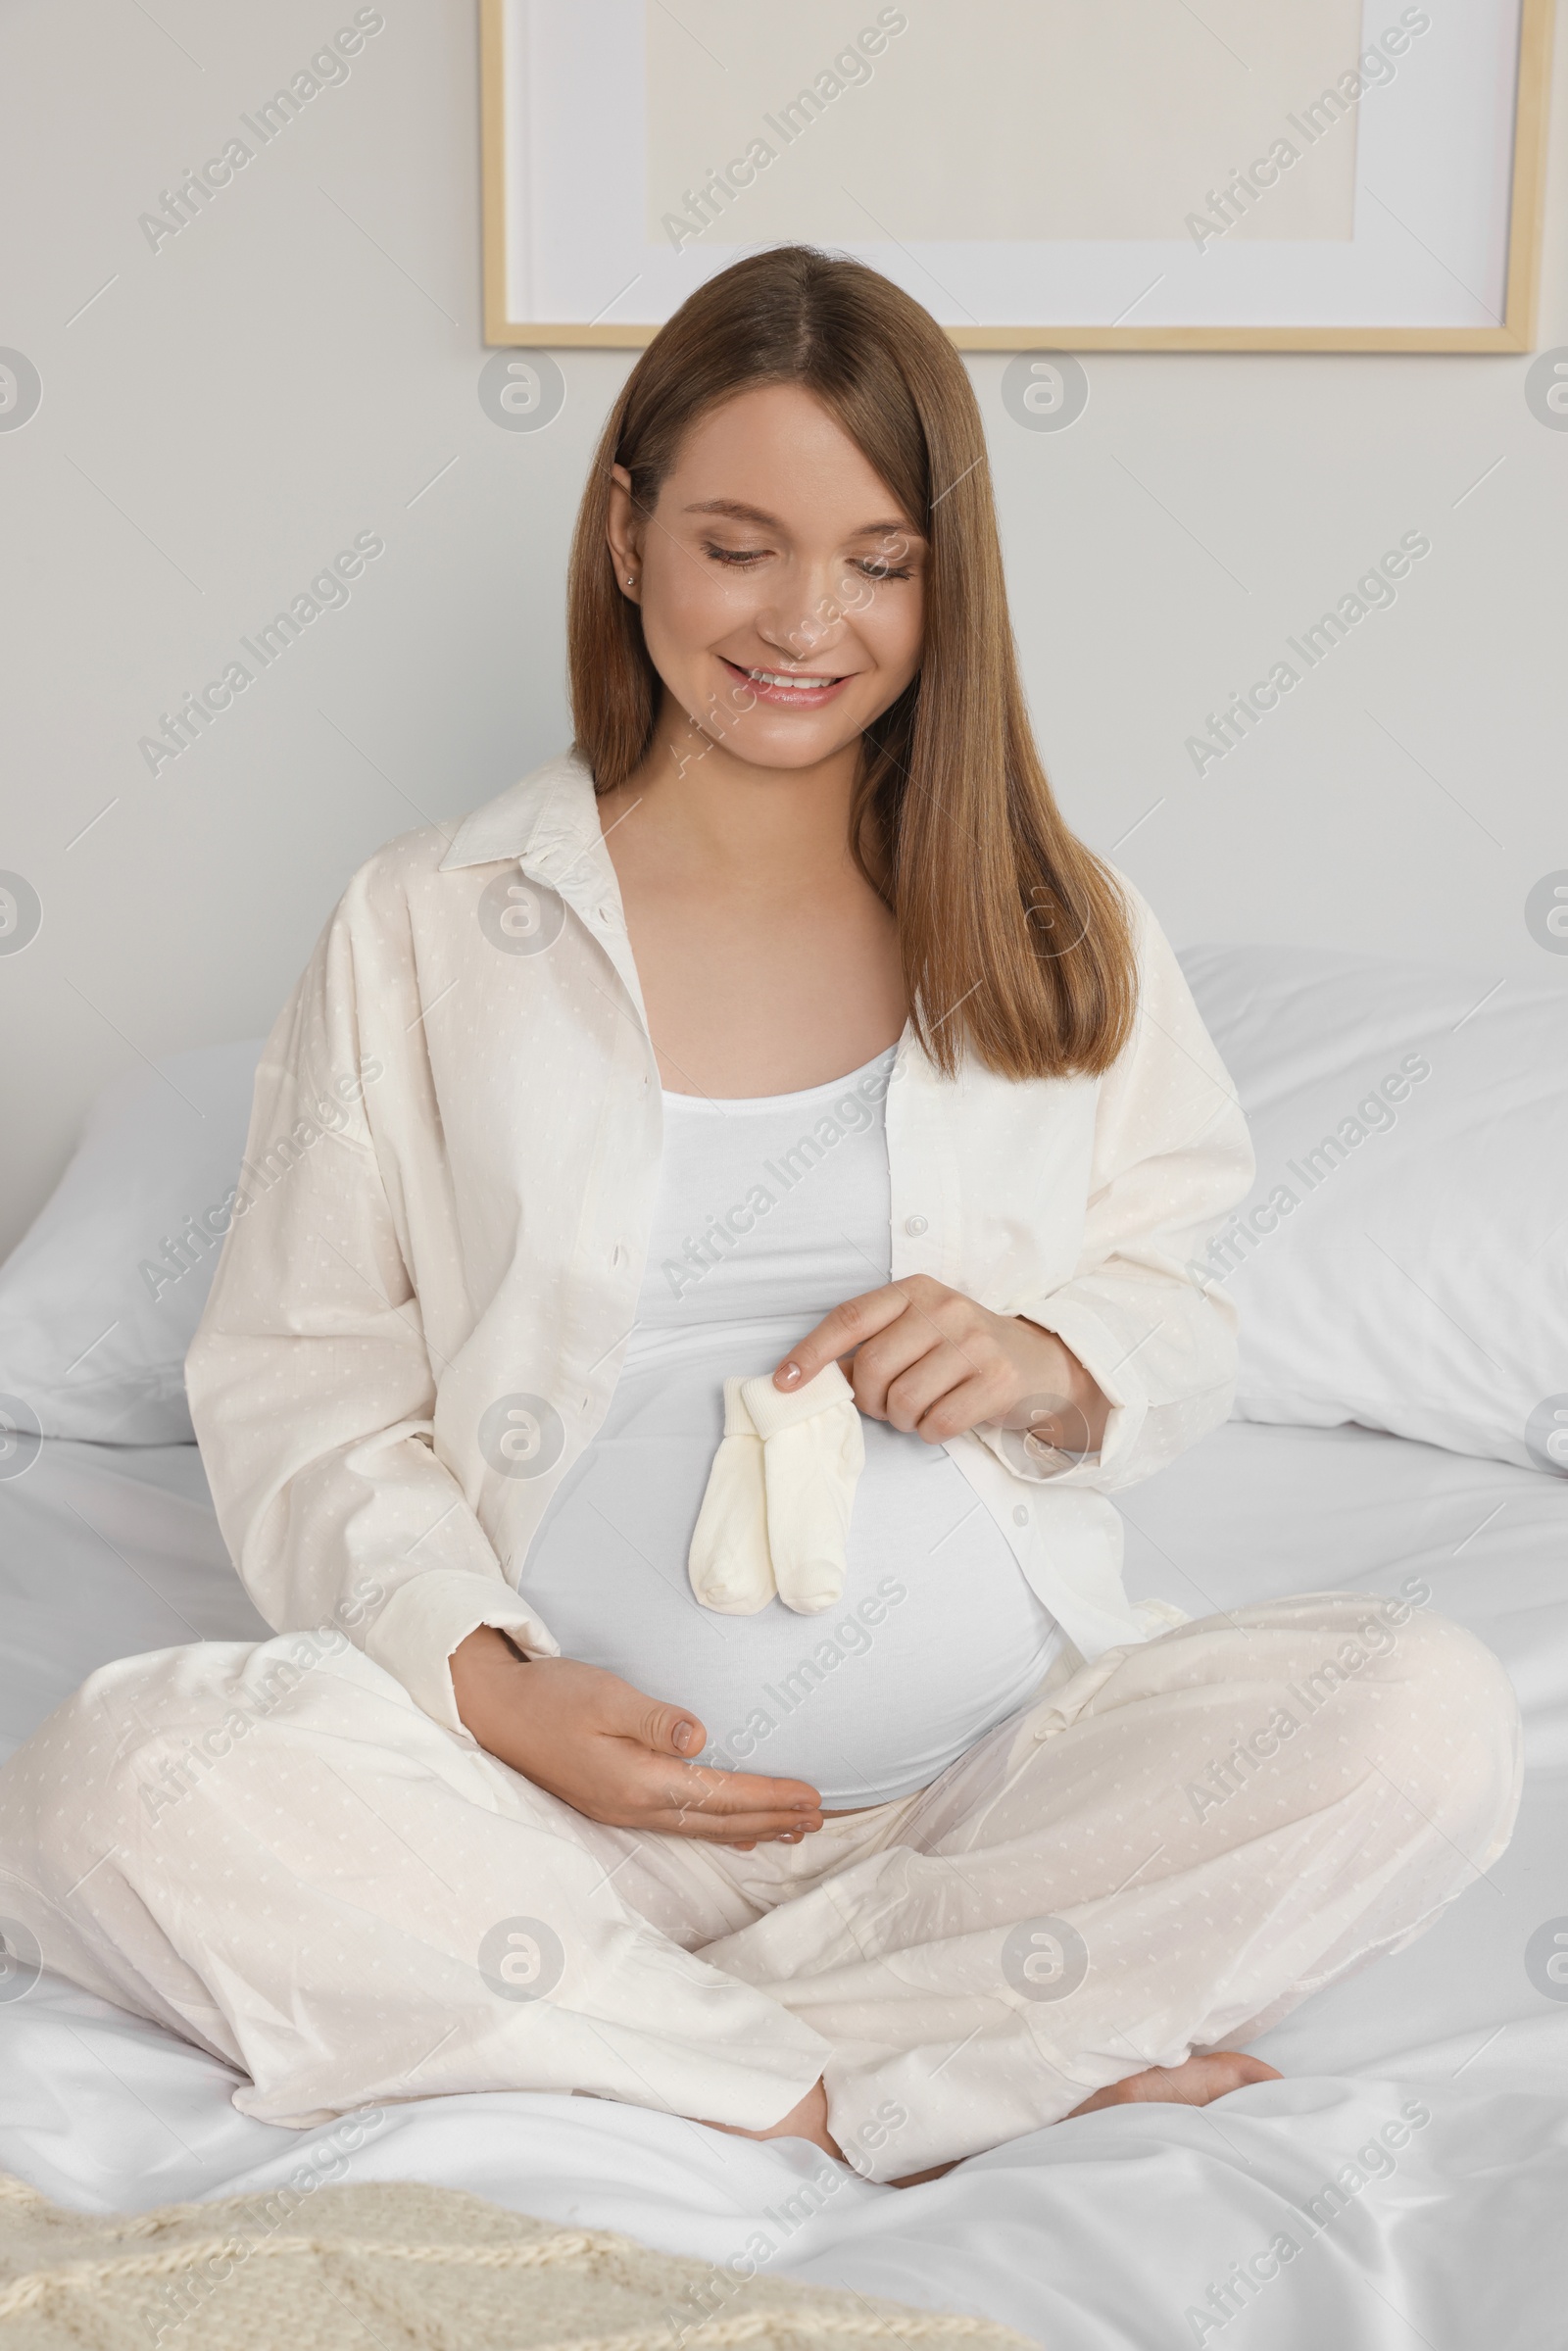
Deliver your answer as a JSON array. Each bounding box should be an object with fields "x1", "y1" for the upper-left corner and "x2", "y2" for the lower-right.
[{"x1": 0, "y1": 1592, "x2": 1521, "y2": 2181}]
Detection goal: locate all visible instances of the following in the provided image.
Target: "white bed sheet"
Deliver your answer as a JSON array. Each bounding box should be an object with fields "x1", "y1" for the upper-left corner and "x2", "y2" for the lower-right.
[{"x1": 2, "y1": 1424, "x2": 1565, "y2": 2348}]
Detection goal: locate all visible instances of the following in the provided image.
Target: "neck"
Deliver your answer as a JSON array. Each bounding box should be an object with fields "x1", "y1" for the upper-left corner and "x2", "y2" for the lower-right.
[{"x1": 606, "y1": 699, "x2": 864, "y2": 884}]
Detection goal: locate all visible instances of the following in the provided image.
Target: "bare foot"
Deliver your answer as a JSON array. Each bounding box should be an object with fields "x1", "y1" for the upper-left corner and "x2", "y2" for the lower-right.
[
  {"x1": 694, "y1": 2077, "x2": 844, "y2": 2165},
  {"x1": 1068, "y1": 2050, "x2": 1281, "y2": 2117},
  {"x1": 886, "y1": 2052, "x2": 1281, "y2": 2183},
  {"x1": 694, "y1": 2051, "x2": 1279, "y2": 2190}
]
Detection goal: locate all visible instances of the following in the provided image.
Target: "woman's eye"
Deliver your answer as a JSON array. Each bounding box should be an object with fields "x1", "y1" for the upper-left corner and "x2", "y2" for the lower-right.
[{"x1": 699, "y1": 541, "x2": 912, "y2": 580}]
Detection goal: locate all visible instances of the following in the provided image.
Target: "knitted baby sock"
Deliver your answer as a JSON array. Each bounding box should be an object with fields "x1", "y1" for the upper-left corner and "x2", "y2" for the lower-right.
[
  {"x1": 738, "y1": 1362, "x2": 864, "y2": 1616},
  {"x1": 687, "y1": 1377, "x2": 776, "y2": 1614}
]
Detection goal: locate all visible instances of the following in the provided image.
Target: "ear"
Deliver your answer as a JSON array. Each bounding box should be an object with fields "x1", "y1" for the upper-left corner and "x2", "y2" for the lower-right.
[{"x1": 606, "y1": 464, "x2": 644, "y2": 599}]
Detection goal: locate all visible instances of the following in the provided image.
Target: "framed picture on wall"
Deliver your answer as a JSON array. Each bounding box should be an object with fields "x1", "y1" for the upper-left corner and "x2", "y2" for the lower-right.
[{"x1": 479, "y1": 0, "x2": 1553, "y2": 352}]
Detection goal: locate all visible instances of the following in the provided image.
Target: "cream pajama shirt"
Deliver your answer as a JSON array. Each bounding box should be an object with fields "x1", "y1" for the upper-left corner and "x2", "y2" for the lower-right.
[{"x1": 0, "y1": 753, "x2": 1523, "y2": 2177}]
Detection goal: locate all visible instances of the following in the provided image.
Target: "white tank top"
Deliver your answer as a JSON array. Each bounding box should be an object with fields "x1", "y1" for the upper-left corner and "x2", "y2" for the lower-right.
[{"x1": 519, "y1": 1048, "x2": 1063, "y2": 1807}]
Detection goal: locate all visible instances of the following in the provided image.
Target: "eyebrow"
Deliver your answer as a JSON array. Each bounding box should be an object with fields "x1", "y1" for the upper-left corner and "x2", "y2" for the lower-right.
[{"x1": 683, "y1": 497, "x2": 921, "y2": 539}]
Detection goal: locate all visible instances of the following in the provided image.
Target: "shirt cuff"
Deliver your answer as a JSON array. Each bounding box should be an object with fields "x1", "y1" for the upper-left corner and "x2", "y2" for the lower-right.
[
  {"x1": 364, "y1": 1569, "x2": 560, "y2": 1735},
  {"x1": 980, "y1": 1294, "x2": 1150, "y2": 1486}
]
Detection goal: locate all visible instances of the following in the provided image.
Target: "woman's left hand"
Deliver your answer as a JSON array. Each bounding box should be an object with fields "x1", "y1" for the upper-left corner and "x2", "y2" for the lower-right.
[{"x1": 773, "y1": 1275, "x2": 1110, "y2": 1453}]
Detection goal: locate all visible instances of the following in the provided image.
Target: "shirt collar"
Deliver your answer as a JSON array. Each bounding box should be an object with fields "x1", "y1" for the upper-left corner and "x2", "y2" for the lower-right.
[
  {"x1": 440, "y1": 749, "x2": 649, "y2": 1015},
  {"x1": 438, "y1": 750, "x2": 606, "y2": 890}
]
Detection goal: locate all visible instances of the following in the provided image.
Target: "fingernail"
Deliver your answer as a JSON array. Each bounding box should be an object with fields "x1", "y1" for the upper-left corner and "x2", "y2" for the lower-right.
[
  {"x1": 674, "y1": 1721, "x2": 696, "y2": 1748},
  {"x1": 776, "y1": 1361, "x2": 803, "y2": 1388}
]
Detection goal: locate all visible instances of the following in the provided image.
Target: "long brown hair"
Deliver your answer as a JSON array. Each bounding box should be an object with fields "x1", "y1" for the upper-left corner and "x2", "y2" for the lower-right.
[{"x1": 566, "y1": 244, "x2": 1137, "y2": 1080}]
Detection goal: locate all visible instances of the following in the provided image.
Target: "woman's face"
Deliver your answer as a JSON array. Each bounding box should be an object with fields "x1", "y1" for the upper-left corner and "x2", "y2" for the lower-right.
[{"x1": 610, "y1": 381, "x2": 926, "y2": 774}]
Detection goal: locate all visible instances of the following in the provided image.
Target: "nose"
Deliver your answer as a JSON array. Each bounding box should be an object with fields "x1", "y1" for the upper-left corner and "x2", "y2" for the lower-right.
[{"x1": 752, "y1": 572, "x2": 853, "y2": 667}]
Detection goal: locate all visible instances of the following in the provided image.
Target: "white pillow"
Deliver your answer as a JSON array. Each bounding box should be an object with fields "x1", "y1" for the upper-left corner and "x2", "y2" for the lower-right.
[
  {"x1": 0, "y1": 1041, "x2": 263, "y2": 1444},
  {"x1": 1179, "y1": 942, "x2": 1568, "y2": 1477}
]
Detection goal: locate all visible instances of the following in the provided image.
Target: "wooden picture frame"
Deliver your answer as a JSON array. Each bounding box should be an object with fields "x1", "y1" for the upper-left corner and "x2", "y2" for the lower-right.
[{"x1": 480, "y1": 0, "x2": 1554, "y2": 353}]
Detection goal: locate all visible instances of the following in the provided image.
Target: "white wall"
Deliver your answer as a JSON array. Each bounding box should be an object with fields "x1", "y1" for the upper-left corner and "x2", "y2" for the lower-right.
[{"x1": 2, "y1": 0, "x2": 1565, "y2": 1259}]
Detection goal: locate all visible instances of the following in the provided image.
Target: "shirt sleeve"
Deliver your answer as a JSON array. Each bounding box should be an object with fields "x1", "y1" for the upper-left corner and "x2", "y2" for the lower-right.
[
  {"x1": 184, "y1": 891, "x2": 558, "y2": 1738},
  {"x1": 976, "y1": 882, "x2": 1255, "y2": 1495}
]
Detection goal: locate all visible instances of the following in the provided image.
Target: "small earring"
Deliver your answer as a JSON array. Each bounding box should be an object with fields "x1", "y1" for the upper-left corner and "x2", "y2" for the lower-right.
[{"x1": 625, "y1": 573, "x2": 636, "y2": 587}]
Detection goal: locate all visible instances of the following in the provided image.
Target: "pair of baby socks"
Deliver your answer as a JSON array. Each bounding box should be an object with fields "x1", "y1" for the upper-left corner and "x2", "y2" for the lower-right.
[{"x1": 688, "y1": 1361, "x2": 864, "y2": 1615}]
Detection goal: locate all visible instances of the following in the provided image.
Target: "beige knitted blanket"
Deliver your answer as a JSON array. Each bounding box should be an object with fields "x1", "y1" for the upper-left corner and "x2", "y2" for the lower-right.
[{"x1": 0, "y1": 2172, "x2": 1035, "y2": 2350}]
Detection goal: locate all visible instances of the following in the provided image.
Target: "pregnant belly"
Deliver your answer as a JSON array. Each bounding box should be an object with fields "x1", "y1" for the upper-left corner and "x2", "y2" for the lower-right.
[{"x1": 520, "y1": 1407, "x2": 1063, "y2": 1810}]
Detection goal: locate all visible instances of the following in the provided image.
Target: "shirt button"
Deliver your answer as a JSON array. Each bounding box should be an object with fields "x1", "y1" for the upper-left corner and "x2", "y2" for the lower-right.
[
  {"x1": 1012, "y1": 1504, "x2": 1030, "y2": 1526},
  {"x1": 905, "y1": 1214, "x2": 928, "y2": 1237}
]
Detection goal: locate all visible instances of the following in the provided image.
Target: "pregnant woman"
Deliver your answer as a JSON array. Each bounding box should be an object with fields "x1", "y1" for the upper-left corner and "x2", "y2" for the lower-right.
[{"x1": 0, "y1": 246, "x2": 1520, "y2": 2185}]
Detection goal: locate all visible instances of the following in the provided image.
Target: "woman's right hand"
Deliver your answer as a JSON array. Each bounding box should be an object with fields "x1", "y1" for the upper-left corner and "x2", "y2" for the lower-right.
[{"x1": 449, "y1": 1628, "x2": 823, "y2": 1849}]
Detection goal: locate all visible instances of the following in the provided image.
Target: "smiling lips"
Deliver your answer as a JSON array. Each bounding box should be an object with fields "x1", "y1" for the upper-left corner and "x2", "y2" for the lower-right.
[{"x1": 720, "y1": 656, "x2": 855, "y2": 709}]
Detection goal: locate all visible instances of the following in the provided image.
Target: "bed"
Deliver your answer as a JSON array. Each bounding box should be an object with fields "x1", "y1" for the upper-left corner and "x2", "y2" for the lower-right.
[{"x1": 2, "y1": 939, "x2": 1566, "y2": 2347}]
